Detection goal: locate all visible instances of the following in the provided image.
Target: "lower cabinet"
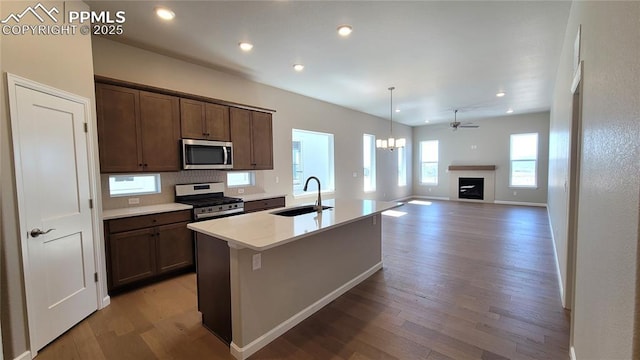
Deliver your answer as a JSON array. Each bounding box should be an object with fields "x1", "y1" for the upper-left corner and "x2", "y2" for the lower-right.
[
  {"x1": 243, "y1": 196, "x2": 286, "y2": 213},
  {"x1": 105, "y1": 209, "x2": 193, "y2": 292}
]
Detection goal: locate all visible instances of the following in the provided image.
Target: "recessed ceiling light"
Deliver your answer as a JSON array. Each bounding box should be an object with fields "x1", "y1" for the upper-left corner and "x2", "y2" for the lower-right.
[
  {"x1": 395, "y1": 109, "x2": 401, "y2": 113},
  {"x1": 155, "y1": 7, "x2": 175, "y2": 20},
  {"x1": 496, "y1": 92, "x2": 506, "y2": 97},
  {"x1": 425, "y1": 120, "x2": 430, "y2": 123},
  {"x1": 506, "y1": 108, "x2": 514, "y2": 114},
  {"x1": 337, "y1": 25, "x2": 353, "y2": 37},
  {"x1": 293, "y1": 64, "x2": 304, "y2": 72},
  {"x1": 239, "y1": 42, "x2": 253, "y2": 51}
]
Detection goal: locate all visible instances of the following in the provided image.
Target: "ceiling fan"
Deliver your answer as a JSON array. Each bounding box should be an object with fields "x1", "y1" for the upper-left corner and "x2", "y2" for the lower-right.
[{"x1": 450, "y1": 109, "x2": 479, "y2": 130}]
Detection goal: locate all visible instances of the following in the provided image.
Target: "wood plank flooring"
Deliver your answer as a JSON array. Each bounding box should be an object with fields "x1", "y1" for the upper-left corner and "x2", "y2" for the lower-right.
[{"x1": 36, "y1": 200, "x2": 569, "y2": 360}]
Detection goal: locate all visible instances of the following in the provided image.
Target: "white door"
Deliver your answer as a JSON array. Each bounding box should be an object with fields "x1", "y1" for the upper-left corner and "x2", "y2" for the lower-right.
[{"x1": 8, "y1": 75, "x2": 98, "y2": 353}]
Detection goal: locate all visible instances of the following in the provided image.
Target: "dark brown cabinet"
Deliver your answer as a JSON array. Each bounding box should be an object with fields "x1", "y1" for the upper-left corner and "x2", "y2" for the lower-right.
[
  {"x1": 104, "y1": 210, "x2": 193, "y2": 292},
  {"x1": 196, "y1": 233, "x2": 232, "y2": 344},
  {"x1": 180, "y1": 98, "x2": 230, "y2": 141},
  {"x1": 243, "y1": 196, "x2": 286, "y2": 213},
  {"x1": 96, "y1": 83, "x2": 181, "y2": 173},
  {"x1": 230, "y1": 108, "x2": 273, "y2": 170}
]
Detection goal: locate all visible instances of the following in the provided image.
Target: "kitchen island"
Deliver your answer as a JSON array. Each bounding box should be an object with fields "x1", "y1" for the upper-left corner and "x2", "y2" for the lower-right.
[{"x1": 187, "y1": 198, "x2": 401, "y2": 360}]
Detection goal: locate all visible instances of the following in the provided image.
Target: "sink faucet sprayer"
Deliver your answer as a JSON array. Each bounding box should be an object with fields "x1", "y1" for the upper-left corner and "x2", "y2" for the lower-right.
[{"x1": 303, "y1": 176, "x2": 322, "y2": 212}]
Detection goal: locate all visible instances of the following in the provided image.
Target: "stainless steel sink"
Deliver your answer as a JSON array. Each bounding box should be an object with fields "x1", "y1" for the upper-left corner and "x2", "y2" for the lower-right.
[{"x1": 270, "y1": 205, "x2": 333, "y2": 217}]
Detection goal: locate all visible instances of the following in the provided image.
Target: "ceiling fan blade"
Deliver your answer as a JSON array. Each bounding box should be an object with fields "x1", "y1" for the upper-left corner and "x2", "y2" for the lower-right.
[{"x1": 459, "y1": 124, "x2": 479, "y2": 128}]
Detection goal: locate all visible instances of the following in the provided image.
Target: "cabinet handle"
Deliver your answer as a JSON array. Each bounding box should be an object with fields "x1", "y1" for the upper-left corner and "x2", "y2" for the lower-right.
[
  {"x1": 143, "y1": 163, "x2": 148, "y2": 167},
  {"x1": 138, "y1": 163, "x2": 143, "y2": 167}
]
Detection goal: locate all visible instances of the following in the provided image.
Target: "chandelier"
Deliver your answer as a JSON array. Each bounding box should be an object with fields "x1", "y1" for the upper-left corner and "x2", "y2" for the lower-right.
[{"x1": 376, "y1": 86, "x2": 406, "y2": 151}]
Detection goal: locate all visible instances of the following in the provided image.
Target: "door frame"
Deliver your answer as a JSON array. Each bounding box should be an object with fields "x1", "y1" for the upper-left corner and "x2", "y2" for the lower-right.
[
  {"x1": 6, "y1": 73, "x2": 108, "y2": 355},
  {"x1": 567, "y1": 61, "x2": 583, "y2": 350}
]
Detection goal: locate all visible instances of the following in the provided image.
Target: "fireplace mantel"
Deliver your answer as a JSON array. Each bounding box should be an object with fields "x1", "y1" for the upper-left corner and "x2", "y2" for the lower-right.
[{"x1": 448, "y1": 165, "x2": 496, "y2": 171}]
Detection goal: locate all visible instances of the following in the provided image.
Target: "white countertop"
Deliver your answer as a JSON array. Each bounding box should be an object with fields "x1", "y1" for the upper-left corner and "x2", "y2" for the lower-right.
[
  {"x1": 239, "y1": 193, "x2": 287, "y2": 202},
  {"x1": 187, "y1": 199, "x2": 402, "y2": 251},
  {"x1": 103, "y1": 203, "x2": 193, "y2": 220}
]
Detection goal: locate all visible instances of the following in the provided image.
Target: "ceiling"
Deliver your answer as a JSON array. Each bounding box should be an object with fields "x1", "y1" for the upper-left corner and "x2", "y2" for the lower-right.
[{"x1": 86, "y1": 1, "x2": 572, "y2": 127}]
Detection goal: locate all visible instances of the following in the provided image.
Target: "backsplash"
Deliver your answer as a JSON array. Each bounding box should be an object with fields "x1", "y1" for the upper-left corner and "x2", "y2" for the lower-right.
[{"x1": 101, "y1": 170, "x2": 268, "y2": 210}]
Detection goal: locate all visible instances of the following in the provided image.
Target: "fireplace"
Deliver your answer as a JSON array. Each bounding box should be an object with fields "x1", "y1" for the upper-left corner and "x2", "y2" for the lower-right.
[{"x1": 459, "y1": 177, "x2": 484, "y2": 200}]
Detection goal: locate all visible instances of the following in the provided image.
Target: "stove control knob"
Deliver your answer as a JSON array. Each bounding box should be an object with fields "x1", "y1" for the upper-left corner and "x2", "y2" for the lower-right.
[{"x1": 219, "y1": 206, "x2": 223, "y2": 210}]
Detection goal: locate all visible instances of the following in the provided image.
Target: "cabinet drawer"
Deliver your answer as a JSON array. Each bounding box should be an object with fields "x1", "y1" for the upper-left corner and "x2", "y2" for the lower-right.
[
  {"x1": 244, "y1": 197, "x2": 286, "y2": 213},
  {"x1": 107, "y1": 210, "x2": 192, "y2": 233}
]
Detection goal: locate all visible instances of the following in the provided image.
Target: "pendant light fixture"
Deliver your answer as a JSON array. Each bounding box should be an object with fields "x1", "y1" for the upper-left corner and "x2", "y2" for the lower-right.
[{"x1": 376, "y1": 86, "x2": 406, "y2": 151}]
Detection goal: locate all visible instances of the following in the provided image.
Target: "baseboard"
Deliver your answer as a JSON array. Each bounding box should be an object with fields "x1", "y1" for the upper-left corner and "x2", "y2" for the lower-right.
[
  {"x1": 230, "y1": 261, "x2": 384, "y2": 360},
  {"x1": 411, "y1": 195, "x2": 450, "y2": 201},
  {"x1": 14, "y1": 350, "x2": 31, "y2": 360},
  {"x1": 493, "y1": 200, "x2": 547, "y2": 207},
  {"x1": 391, "y1": 195, "x2": 413, "y2": 202},
  {"x1": 570, "y1": 346, "x2": 577, "y2": 360},
  {"x1": 547, "y1": 208, "x2": 566, "y2": 308},
  {"x1": 101, "y1": 295, "x2": 111, "y2": 309}
]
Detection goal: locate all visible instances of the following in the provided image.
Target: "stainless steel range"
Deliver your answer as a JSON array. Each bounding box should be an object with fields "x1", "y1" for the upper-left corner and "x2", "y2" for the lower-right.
[{"x1": 175, "y1": 182, "x2": 244, "y2": 221}]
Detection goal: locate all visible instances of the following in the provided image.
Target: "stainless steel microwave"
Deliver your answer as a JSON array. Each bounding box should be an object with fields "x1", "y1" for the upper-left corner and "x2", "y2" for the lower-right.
[{"x1": 181, "y1": 139, "x2": 233, "y2": 170}]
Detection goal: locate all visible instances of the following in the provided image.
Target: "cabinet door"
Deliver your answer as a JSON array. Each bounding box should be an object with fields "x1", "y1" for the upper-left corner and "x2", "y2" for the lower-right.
[
  {"x1": 251, "y1": 112, "x2": 273, "y2": 170},
  {"x1": 180, "y1": 98, "x2": 206, "y2": 139},
  {"x1": 205, "y1": 103, "x2": 230, "y2": 141},
  {"x1": 156, "y1": 222, "x2": 194, "y2": 274},
  {"x1": 96, "y1": 83, "x2": 142, "y2": 173},
  {"x1": 230, "y1": 108, "x2": 253, "y2": 170},
  {"x1": 139, "y1": 91, "x2": 181, "y2": 172},
  {"x1": 109, "y1": 228, "x2": 156, "y2": 289},
  {"x1": 243, "y1": 197, "x2": 286, "y2": 213}
]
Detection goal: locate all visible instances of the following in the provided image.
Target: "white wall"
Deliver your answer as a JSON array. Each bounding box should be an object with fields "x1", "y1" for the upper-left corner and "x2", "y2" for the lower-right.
[
  {"x1": 92, "y1": 37, "x2": 413, "y2": 208},
  {"x1": 0, "y1": 2, "x2": 102, "y2": 358},
  {"x1": 548, "y1": 1, "x2": 640, "y2": 358},
  {"x1": 412, "y1": 112, "x2": 550, "y2": 204}
]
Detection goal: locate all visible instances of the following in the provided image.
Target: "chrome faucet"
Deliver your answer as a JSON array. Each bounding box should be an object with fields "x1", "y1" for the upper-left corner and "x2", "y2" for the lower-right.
[{"x1": 303, "y1": 176, "x2": 322, "y2": 212}]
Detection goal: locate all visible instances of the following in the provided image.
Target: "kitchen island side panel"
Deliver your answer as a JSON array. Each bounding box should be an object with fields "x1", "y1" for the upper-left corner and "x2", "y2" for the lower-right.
[
  {"x1": 196, "y1": 233, "x2": 232, "y2": 344},
  {"x1": 230, "y1": 214, "x2": 382, "y2": 348}
]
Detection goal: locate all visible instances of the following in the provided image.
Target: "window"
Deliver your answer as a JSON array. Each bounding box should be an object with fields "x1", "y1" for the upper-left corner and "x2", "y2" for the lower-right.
[
  {"x1": 227, "y1": 172, "x2": 254, "y2": 187},
  {"x1": 397, "y1": 146, "x2": 407, "y2": 187},
  {"x1": 292, "y1": 140, "x2": 303, "y2": 186},
  {"x1": 108, "y1": 174, "x2": 161, "y2": 197},
  {"x1": 292, "y1": 129, "x2": 335, "y2": 196},
  {"x1": 420, "y1": 140, "x2": 439, "y2": 184},
  {"x1": 363, "y1": 134, "x2": 376, "y2": 192},
  {"x1": 510, "y1": 133, "x2": 538, "y2": 187}
]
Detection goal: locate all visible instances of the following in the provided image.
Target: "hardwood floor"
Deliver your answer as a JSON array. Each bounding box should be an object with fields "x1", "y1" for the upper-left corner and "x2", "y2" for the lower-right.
[{"x1": 37, "y1": 200, "x2": 569, "y2": 360}]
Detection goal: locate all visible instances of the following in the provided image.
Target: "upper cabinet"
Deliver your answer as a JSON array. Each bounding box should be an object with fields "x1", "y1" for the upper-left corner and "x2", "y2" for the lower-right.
[
  {"x1": 180, "y1": 98, "x2": 230, "y2": 141},
  {"x1": 96, "y1": 83, "x2": 181, "y2": 173},
  {"x1": 230, "y1": 108, "x2": 273, "y2": 170},
  {"x1": 95, "y1": 77, "x2": 274, "y2": 173}
]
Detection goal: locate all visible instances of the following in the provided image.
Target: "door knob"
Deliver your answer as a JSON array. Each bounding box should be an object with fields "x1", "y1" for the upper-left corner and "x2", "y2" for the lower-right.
[{"x1": 30, "y1": 228, "x2": 54, "y2": 238}]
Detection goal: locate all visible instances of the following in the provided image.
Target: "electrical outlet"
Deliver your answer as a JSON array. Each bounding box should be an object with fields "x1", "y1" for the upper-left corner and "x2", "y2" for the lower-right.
[
  {"x1": 128, "y1": 198, "x2": 139, "y2": 205},
  {"x1": 275, "y1": 176, "x2": 279, "y2": 184},
  {"x1": 372, "y1": 215, "x2": 377, "y2": 225},
  {"x1": 252, "y1": 253, "x2": 261, "y2": 270},
  {"x1": 353, "y1": 172, "x2": 358, "y2": 178},
  {"x1": 238, "y1": 188, "x2": 245, "y2": 194},
  {"x1": 513, "y1": 191, "x2": 517, "y2": 196}
]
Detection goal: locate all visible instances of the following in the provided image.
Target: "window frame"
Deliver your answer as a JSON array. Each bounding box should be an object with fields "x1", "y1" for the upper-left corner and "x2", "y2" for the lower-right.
[
  {"x1": 226, "y1": 171, "x2": 255, "y2": 188},
  {"x1": 397, "y1": 146, "x2": 407, "y2": 187},
  {"x1": 363, "y1": 133, "x2": 376, "y2": 192},
  {"x1": 509, "y1": 133, "x2": 539, "y2": 188},
  {"x1": 420, "y1": 140, "x2": 439, "y2": 185},
  {"x1": 108, "y1": 174, "x2": 161, "y2": 197},
  {"x1": 291, "y1": 129, "x2": 336, "y2": 197}
]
